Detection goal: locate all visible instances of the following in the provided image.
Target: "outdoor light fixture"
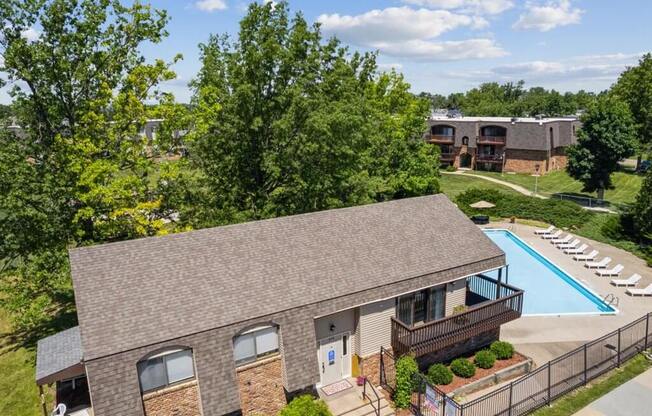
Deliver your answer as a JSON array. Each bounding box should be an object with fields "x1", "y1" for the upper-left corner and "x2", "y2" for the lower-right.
[{"x1": 329, "y1": 323, "x2": 336, "y2": 332}]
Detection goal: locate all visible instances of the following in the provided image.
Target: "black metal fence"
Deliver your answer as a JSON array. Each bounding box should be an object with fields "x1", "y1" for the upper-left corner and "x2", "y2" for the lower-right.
[{"x1": 380, "y1": 312, "x2": 652, "y2": 416}]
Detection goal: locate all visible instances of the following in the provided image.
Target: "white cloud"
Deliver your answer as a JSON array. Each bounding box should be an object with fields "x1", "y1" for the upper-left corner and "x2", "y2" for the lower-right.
[
  {"x1": 402, "y1": 0, "x2": 514, "y2": 15},
  {"x1": 20, "y1": 27, "x2": 40, "y2": 42},
  {"x1": 377, "y1": 63, "x2": 404, "y2": 72},
  {"x1": 513, "y1": 0, "x2": 583, "y2": 32},
  {"x1": 195, "y1": 0, "x2": 227, "y2": 12},
  {"x1": 317, "y1": 7, "x2": 506, "y2": 61},
  {"x1": 445, "y1": 53, "x2": 643, "y2": 83}
]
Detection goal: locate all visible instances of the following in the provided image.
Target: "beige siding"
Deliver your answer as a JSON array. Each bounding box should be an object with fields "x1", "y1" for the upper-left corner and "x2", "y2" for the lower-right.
[
  {"x1": 445, "y1": 278, "x2": 467, "y2": 316},
  {"x1": 358, "y1": 299, "x2": 396, "y2": 357}
]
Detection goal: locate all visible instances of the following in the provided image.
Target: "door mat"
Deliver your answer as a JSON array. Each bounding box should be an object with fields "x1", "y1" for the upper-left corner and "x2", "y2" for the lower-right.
[{"x1": 321, "y1": 379, "x2": 353, "y2": 396}]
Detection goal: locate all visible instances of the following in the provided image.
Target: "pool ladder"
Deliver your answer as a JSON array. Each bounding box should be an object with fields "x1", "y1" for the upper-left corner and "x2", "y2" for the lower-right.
[{"x1": 603, "y1": 293, "x2": 619, "y2": 307}]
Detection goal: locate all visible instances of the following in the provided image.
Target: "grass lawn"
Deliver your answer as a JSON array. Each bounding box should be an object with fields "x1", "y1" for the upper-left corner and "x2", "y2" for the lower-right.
[
  {"x1": 533, "y1": 354, "x2": 652, "y2": 416},
  {"x1": 0, "y1": 308, "x2": 51, "y2": 416},
  {"x1": 439, "y1": 173, "x2": 520, "y2": 199},
  {"x1": 471, "y1": 170, "x2": 643, "y2": 205}
]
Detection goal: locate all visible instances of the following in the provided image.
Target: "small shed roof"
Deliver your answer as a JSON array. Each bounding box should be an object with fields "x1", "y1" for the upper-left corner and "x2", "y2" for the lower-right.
[{"x1": 36, "y1": 326, "x2": 84, "y2": 385}]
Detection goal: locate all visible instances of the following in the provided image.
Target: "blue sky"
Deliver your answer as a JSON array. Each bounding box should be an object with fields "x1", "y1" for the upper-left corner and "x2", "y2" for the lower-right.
[{"x1": 2, "y1": 1, "x2": 651, "y2": 103}]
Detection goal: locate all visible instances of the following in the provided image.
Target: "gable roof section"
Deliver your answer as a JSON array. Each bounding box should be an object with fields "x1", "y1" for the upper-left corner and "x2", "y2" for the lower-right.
[
  {"x1": 36, "y1": 326, "x2": 84, "y2": 385},
  {"x1": 70, "y1": 194, "x2": 504, "y2": 360}
]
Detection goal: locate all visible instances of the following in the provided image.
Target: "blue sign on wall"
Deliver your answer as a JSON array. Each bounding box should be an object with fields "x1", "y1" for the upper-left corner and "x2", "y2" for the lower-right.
[{"x1": 328, "y1": 349, "x2": 335, "y2": 364}]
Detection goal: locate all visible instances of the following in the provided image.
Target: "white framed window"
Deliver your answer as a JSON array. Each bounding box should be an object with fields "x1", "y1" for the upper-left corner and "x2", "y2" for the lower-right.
[
  {"x1": 233, "y1": 326, "x2": 279, "y2": 366},
  {"x1": 137, "y1": 349, "x2": 195, "y2": 393}
]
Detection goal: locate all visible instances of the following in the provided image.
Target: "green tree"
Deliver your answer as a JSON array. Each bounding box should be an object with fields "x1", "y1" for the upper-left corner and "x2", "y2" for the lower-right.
[
  {"x1": 632, "y1": 170, "x2": 652, "y2": 241},
  {"x1": 0, "y1": 0, "x2": 180, "y2": 334},
  {"x1": 189, "y1": 2, "x2": 438, "y2": 223},
  {"x1": 278, "y1": 395, "x2": 332, "y2": 416},
  {"x1": 566, "y1": 96, "x2": 637, "y2": 199},
  {"x1": 613, "y1": 53, "x2": 652, "y2": 167}
]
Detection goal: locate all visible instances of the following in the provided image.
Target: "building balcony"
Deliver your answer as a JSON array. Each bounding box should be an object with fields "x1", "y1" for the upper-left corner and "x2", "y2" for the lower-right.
[
  {"x1": 440, "y1": 152, "x2": 456, "y2": 161},
  {"x1": 478, "y1": 136, "x2": 506, "y2": 145},
  {"x1": 428, "y1": 134, "x2": 455, "y2": 144},
  {"x1": 390, "y1": 275, "x2": 523, "y2": 357},
  {"x1": 476, "y1": 154, "x2": 504, "y2": 163}
]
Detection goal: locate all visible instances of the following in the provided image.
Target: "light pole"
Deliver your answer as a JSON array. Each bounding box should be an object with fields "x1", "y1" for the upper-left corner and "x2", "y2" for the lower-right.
[{"x1": 533, "y1": 164, "x2": 540, "y2": 195}]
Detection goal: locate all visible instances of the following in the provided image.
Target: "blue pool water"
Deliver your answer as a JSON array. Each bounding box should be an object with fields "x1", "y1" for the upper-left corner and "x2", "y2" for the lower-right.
[{"x1": 483, "y1": 230, "x2": 616, "y2": 315}]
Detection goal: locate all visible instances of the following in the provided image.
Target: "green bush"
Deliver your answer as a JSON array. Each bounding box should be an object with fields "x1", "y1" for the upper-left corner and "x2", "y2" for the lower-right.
[
  {"x1": 490, "y1": 341, "x2": 515, "y2": 360},
  {"x1": 450, "y1": 358, "x2": 476, "y2": 378},
  {"x1": 427, "y1": 363, "x2": 454, "y2": 385},
  {"x1": 279, "y1": 395, "x2": 332, "y2": 416},
  {"x1": 474, "y1": 350, "x2": 496, "y2": 369},
  {"x1": 445, "y1": 165, "x2": 457, "y2": 172},
  {"x1": 394, "y1": 355, "x2": 419, "y2": 408},
  {"x1": 455, "y1": 188, "x2": 593, "y2": 229}
]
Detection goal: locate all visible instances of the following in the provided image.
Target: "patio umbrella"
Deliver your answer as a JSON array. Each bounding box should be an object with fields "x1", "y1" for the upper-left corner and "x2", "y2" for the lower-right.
[{"x1": 470, "y1": 200, "x2": 495, "y2": 209}]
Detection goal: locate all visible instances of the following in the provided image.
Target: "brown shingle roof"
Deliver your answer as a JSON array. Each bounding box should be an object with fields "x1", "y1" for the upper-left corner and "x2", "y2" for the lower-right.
[{"x1": 70, "y1": 194, "x2": 504, "y2": 360}]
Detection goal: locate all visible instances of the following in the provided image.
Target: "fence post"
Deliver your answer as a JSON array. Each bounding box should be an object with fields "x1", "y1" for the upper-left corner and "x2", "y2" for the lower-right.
[
  {"x1": 617, "y1": 327, "x2": 622, "y2": 368},
  {"x1": 417, "y1": 376, "x2": 422, "y2": 416},
  {"x1": 508, "y1": 382, "x2": 513, "y2": 416},
  {"x1": 645, "y1": 313, "x2": 650, "y2": 351},
  {"x1": 547, "y1": 363, "x2": 552, "y2": 405},
  {"x1": 583, "y1": 344, "x2": 588, "y2": 384},
  {"x1": 380, "y1": 348, "x2": 385, "y2": 386}
]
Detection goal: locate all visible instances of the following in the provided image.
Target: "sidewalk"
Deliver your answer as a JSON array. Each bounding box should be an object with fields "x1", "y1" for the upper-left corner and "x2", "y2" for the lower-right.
[{"x1": 573, "y1": 368, "x2": 652, "y2": 416}]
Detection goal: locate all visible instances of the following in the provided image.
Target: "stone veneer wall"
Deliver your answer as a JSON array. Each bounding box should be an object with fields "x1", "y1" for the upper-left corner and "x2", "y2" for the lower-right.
[
  {"x1": 236, "y1": 355, "x2": 287, "y2": 415},
  {"x1": 358, "y1": 352, "x2": 383, "y2": 386},
  {"x1": 504, "y1": 149, "x2": 548, "y2": 174},
  {"x1": 142, "y1": 380, "x2": 202, "y2": 416}
]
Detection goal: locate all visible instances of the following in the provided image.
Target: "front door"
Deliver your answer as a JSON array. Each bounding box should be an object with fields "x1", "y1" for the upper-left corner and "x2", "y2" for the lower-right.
[{"x1": 319, "y1": 335, "x2": 342, "y2": 386}]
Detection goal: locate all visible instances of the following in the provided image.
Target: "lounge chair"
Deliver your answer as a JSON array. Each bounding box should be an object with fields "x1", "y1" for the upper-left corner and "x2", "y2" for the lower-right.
[
  {"x1": 551, "y1": 234, "x2": 573, "y2": 245},
  {"x1": 584, "y1": 257, "x2": 612, "y2": 269},
  {"x1": 557, "y1": 239, "x2": 580, "y2": 250},
  {"x1": 51, "y1": 404, "x2": 66, "y2": 416},
  {"x1": 611, "y1": 274, "x2": 642, "y2": 287},
  {"x1": 534, "y1": 225, "x2": 555, "y2": 235},
  {"x1": 542, "y1": 230, "x2": 562, "y2": 240},
  {"x1": 574, "y1": 250, "x2": 598, "y2": 261},
  {"x1": 626, "y1": 284, "x2": 652, "y2": 296},
  {"x1": 596, "y1": 264, "x2": 623, "y2": 277},
  {"x1": 564, "y1": 244, "x2": 588, "y2": 255}
]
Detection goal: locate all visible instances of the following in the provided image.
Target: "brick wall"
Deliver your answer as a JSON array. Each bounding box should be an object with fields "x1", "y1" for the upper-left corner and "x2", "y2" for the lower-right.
[
  {"x1": 504, "y1": 149, "x2": 548, "y2": 174},
  {"x1": 236, "y1": 356, "x2": 287, "y2": 415},
  {"x1": 142, "y1": 381, "x2": 202, "y2": 416},
  {"x1": 416, "y1": 328, "x2": 500, "y2": 369}
]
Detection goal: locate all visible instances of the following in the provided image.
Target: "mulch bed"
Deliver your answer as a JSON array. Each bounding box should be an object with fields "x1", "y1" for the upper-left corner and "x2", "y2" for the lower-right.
[{"x1": 436, "y1": 352, "x2": 528, "y2": 394}]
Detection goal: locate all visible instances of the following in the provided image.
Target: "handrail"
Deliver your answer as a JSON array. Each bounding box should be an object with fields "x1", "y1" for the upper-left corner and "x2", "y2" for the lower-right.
[
  {"x1": 478, "y1": 135, "x2": 506, "y2": 143},
  {"x1": 362, "y1": 376, "x2": 381, "y2": 416}
]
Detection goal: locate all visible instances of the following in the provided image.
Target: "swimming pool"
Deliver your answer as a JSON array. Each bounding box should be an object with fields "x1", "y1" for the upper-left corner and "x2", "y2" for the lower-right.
[{"x1": 483, "y1": 229, "x2": 616, "y2": 316}]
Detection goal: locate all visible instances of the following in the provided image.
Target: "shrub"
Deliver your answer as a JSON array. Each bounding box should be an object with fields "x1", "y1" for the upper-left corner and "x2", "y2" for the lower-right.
[
  {"x1": 490, "y1": 341, "x2": 515, "y2": 360},
  {"x1": 474, "y1": 350, "x2": 496, "y2": 369},
  {"x1": 455, "y1": 188, "x2": 593, "y2": 229},
  {"x1": 279, "y1": 395, "x2": 332, "y2": 416},
  {"x1": 445, "y1": 165, "x2": 457, "y2": 172},
  {"x1": 450, "y1": 358, "x2": 475, "y2": 378},
  {"x1": 427, "y1": 363, "x2": 453, "y2": 385},
  {"x1": 394, "y1": 355, "x2": 419, "y2": 408}
]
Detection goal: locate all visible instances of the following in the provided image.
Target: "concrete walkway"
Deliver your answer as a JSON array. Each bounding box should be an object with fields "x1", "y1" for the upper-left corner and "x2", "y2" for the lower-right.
[{"x1": 573, "y1": 368, "x2": 652, "y2": 416}]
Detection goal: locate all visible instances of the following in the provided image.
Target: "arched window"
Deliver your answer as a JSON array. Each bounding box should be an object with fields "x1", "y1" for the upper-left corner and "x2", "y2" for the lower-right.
[
  {"x1": 233, "y1": 325, "x2": 280, "y2": 366},
  {"x1": 137, "y1": 348, "x2": 195, "y2": 393},
  {"x1": 462, "y1": 136, "x2": 469, "y2": 145}
]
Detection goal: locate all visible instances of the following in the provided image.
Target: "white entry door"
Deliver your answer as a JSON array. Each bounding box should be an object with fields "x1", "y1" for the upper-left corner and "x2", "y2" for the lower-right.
[{"x1": 319, "y1": 335, "x2": 342, "y2": 386}]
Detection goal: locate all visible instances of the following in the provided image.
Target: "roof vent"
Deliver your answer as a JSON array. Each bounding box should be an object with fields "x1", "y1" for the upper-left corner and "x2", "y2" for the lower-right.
[
  {"x1": 511, "y1": 117, "x2": 518, "y2": 123},
  {"x1": 535, "y1": 114, "x2": 544, "y2": 120}
]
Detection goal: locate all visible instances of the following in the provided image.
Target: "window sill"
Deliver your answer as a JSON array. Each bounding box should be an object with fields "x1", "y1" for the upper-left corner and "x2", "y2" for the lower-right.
[
  {"x1": 235, "y1": 353, "x2": 281, "y2": 372},
  {"x1": 142, "y1": 379, "x2": 197, "y2": 400}
]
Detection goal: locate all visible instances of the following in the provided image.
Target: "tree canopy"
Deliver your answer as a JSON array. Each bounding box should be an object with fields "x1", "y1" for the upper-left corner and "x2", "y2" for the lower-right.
[{"x1": 566, "y1": 96, "x2": 637, "y2": 199}]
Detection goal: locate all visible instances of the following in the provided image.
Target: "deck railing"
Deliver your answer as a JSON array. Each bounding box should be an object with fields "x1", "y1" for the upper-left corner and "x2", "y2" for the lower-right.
[
  {"x1": 440, "y1": 152, "x2": 456, "y2": 160},
  {"x1": 478, "y1": 135, "x2": 506, "y2": 144},
  {"x1": 391, "y1": 276, "x2": 523, "y2": 357},
  {"x1": 429, "y1": 134, "x2": 455, "y2": 143}
]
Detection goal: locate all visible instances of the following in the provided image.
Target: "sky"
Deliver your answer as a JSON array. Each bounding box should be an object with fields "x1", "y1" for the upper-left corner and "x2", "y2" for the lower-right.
[{"x1": 1, "y1": 0, "x2": 651, "y2": 104}]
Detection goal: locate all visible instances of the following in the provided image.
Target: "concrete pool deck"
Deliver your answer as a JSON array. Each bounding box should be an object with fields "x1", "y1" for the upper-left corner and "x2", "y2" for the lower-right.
[{"x1": 485, "y1": 222, "x2": 652, "y2": 365}]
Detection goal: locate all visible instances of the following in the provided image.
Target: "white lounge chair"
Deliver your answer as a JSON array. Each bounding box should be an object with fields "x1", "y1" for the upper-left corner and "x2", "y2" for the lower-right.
[
  {"x1": 51, "y1": 404, "x2": 66, "y2": 416},
  {"x1": 584, "y1": 257, "x2": 612, "y2": 269},
  {"x1": 557, "y1": 239, "x2": 580, "y2": 250},
  {"x1": 574, "y1": 250, "x2": 598, "y2": 261},
  {"x1": 596, "y1": 264, "x2": 623, "y2": 277},
  {"x1": 564, "y1": 244, "x2": 588, "y2": 255},
  {"x1": 551, "y1": 235, "x2": 573, "y2": 245},
  {"x1": 534, "y1": 225, "x2": 555, "y2": 235},
  {"x1": 626, "y1": 284, "x2": 652, "y2": 296},
  {"x1": 542, "y1": 230, "x2": 562, "y2": 240},
  {"x1": 611, "y1": 274, "x2": 642, "y2": 287}
]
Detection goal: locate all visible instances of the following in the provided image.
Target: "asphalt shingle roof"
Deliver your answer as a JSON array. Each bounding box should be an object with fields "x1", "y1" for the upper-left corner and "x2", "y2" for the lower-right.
[
  {"x1": 36, "y1": 326, "x2": 83, "y2": 385},
  {"x1": 70, "y1": 194, "x2": 504, "y2": 360}
]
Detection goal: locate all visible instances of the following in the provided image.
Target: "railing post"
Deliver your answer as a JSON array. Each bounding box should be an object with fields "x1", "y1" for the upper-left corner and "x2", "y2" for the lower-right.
[
  {"x1": 547, "y1": 363, "x2": 552, "y2": 405},
  {"x1": 645, "y1": 313, "x2": 650, "y2": 351},
  {"x1": 617, "y1": 327, "x2": 622, "y2": 367},
  {"x1": 417, "y1": 376, "x2": 422, "y2": 416},
  {"x1": 583, "y1": 344, "x2": 588, "y2": 384},
  {"x1": 508, "y1": 382, "x2": 513, "y2": 416}
]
